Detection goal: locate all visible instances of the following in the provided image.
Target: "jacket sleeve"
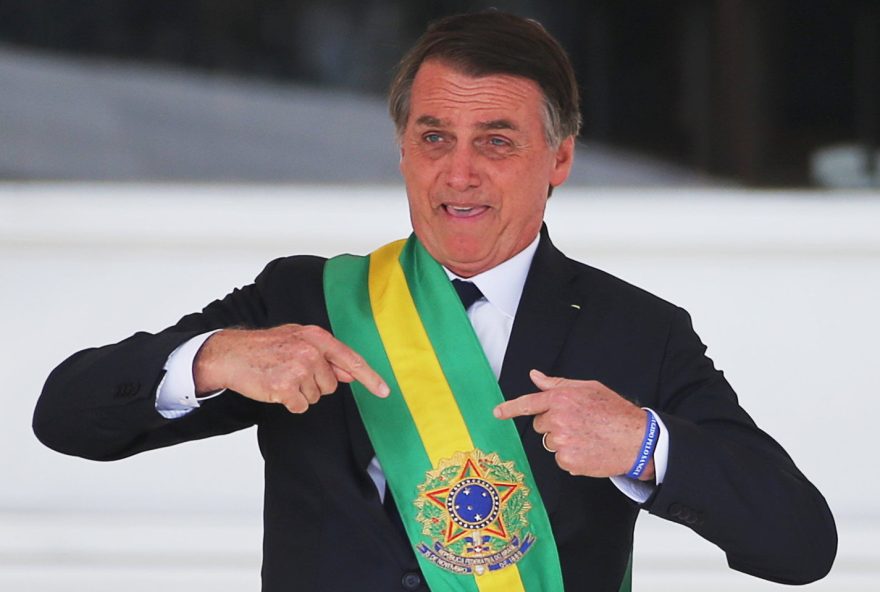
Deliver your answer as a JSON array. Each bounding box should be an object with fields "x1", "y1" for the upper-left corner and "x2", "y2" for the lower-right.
[
  {"x1": 644, "y1": 307, "x2": 837, "y2": 584},
  {"x1": 32, "y1": 258, "x2": 287, "y2": 461}
]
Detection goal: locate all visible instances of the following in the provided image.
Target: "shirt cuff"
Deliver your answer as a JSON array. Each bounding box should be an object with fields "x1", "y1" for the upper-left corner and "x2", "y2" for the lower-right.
[
  {"x1": 155, "y1": 330, "x2": 223, "y2": 419},
  {"x1": 609, "y1": 408, "x2": 669, "y2": 503},
  {"x1": 367, "y1": 457, "x2": 387, "y2": 502}
]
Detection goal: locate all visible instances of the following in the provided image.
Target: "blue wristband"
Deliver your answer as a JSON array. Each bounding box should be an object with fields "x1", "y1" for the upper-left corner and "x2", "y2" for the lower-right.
[{"x1": 626, "y1": 410, "x2": 659, "y2": 479}]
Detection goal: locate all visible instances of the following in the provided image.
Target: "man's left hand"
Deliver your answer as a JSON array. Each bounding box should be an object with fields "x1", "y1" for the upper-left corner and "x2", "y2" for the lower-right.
[{"x1": 493, "y1": 370, "x2": 655, "y2": 481}]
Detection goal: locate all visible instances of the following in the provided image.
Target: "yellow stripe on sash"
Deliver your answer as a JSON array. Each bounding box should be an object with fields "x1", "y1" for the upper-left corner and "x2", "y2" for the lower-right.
[
  {"x1": 368, "y1": 240, "x2": 526, "y2": 592},
  {"x1": 369, "y1": 241, "x2": 473, "y2": 463}
]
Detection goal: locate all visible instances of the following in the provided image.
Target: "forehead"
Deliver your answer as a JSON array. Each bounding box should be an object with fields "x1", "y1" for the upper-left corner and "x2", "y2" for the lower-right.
[{"x1": 408, "y1": 60, "x2": 545, "y2": 127}]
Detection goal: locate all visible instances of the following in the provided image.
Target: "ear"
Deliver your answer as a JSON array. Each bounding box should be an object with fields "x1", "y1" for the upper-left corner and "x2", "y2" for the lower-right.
[{"x1": 548, "y1": 136, "x2": 575, "y2": 188}]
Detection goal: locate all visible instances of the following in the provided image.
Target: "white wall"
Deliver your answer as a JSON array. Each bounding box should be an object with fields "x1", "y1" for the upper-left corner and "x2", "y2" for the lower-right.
[{"x1": 1, "y1": 184, "x2": 877, "y2": 591}]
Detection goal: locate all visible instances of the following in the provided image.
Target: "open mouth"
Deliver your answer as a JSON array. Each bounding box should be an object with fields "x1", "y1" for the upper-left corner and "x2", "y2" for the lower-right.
[{"x1": 443, "y1": 204, "x2": 489, "y2": 218}]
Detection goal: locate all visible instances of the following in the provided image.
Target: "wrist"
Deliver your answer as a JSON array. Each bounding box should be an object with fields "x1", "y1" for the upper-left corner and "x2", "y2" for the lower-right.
[
  {"x1": 638, "y1": 459, "x2": 656, "y2": 482},
  {"x1": 193, "y1": 329, "x2": 235, "y2": 395}
]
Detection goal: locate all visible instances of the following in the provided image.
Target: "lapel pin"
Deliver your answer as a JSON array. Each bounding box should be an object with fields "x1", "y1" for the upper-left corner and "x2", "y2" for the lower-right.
[{"x1": 570, "y1": 304, "x2": 581, "y2": 310}]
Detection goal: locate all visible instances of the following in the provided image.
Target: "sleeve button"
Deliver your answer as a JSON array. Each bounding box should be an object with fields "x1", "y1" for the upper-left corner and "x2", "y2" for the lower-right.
[{"x1": 114, "y1": 381, "x2": 141, "y2": 398}]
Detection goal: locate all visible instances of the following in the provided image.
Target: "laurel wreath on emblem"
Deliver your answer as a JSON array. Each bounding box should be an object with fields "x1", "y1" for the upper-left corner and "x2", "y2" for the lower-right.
[{"x1": 413, "y1": 449, "x2": 535, "y2": 575}]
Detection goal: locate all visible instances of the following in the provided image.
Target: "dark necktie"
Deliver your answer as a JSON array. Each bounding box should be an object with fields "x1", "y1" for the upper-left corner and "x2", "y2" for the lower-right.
[{"x1": 452, "y1": 279, "x2": 484, "y2": 310}]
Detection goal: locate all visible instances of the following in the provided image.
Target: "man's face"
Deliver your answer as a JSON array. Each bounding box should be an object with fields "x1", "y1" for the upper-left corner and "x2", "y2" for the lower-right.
[{"x1": 399, "y1": 60, "x2": 574, "y2": 277}]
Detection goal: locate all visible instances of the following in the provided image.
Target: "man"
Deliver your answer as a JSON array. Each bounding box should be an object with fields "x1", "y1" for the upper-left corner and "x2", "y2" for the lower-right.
[{"x1": 34, "y1": 11, "x2": 836, "y2": 592}]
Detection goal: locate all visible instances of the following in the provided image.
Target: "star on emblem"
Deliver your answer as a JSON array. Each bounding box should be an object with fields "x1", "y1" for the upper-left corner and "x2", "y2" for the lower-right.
[
  {"x1": 413, "y1": 449, "x2": 535, "y2": 576},
  {"x1": 422, "y1": 456, "x2": 520, "y2": 543}
]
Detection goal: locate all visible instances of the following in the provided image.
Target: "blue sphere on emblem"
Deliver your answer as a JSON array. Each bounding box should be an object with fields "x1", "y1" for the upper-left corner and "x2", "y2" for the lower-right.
[{"x1": 446, "y1": 478, "x2": 500, "y2": 529}]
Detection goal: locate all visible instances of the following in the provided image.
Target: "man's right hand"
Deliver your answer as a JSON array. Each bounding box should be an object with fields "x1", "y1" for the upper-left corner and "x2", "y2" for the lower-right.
[{"x1": 193, "y1": 324, "x2": 390, "y2": 413}]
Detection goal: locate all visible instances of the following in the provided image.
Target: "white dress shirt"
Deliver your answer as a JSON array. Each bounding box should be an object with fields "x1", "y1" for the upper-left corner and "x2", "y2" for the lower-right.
[{"x1": 158, "y1": 234, "x2": 667, "y2": 502}]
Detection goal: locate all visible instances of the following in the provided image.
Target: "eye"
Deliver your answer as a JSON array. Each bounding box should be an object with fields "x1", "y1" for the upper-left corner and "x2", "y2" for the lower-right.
[
  {"x1": 423, "y1": 132, "x2": 444, "y2": 144},
  {"x1": 477, "y1": 135, "x2": 515, "y2": 157}
]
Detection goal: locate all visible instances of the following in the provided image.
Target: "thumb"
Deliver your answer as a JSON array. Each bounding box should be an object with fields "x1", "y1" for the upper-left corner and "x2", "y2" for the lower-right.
[{"x1": 529, "y1": 369, "x2": 571, "y2": 390}]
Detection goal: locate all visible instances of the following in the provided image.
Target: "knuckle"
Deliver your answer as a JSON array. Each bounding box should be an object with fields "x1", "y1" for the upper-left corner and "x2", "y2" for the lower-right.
[
  {"x1": 319, "y1": 380, "x2": 338, "y2": 396},
  {"x1": 300, "y1": 324, "x2": 326, "y2": 339},
  {"x1": 556, "y1": 390, "x2": 575, "y2": 403},
  {"x1": 554, "y1": 450, "x2": 574, "y2": 471},
  {"x1": 276, "y1": 323, "x2": 301, "y2": 338},
  {"x1": 289, "y1": 366, "x2": 311, "y2": 382},
  {"x1": 297, "y1": 346, "x2": 321, "y2": 363},
  {"x1": 533, "y1": 414, "x2": 552, "y2": 432},
  {"x1": 548, "y1": 389, "x2": 569, "y2": 404},
  {"x1": 267, "y1": 379, "x2": 290, "y2": 397},
  {"x1": 285, "y1": 398, "x2": 309, "y2": 414}
]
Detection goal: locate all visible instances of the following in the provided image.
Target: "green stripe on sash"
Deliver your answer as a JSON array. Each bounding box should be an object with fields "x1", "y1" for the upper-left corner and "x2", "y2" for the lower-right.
[{"x1": 324, "y1": 235, "x2": 565, "y2": 591}]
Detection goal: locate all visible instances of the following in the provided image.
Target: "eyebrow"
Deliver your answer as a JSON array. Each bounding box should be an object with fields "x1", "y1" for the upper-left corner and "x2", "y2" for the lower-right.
[
  {"x1": 414, "y1": 115, "x2": 445, "y2": 127},
  {"x1": 477, "y1": 119, "x2": 518, "y2": 132},
  {"x1": 413, "y1": 115, "x2": 519, "y2": 132}
]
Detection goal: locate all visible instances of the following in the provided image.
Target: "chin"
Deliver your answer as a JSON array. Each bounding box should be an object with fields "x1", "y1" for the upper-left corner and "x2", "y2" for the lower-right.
[
  {"x1": 417, "y1": 228, "x2": 491, "y2": 269},
  {"x1": 445, "y1": 252, "x2": 494, "y2": 276},
  {"x1": 444, "y1": 242, "x2": 488, "y2": 262}
]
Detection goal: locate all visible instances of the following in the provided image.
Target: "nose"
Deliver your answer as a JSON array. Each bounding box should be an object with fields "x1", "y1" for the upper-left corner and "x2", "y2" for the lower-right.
[{"x1": 443, "y1": 143, "x2": 481, "y2": 192}]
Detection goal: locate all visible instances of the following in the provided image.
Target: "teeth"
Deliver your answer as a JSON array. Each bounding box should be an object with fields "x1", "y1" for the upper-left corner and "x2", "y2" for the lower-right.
[{"x1": 444, "y1": 204, "x2": 486, "y2": 217}]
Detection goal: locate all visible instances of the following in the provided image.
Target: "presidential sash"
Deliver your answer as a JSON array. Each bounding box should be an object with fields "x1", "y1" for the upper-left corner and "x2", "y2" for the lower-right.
[{"x1": 323, "y1": 236, "x2": 565, "y2": 592}]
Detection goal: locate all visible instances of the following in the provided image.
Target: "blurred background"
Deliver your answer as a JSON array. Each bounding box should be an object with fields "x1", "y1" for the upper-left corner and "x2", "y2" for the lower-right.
[
  {"x1": 1, "y1": 0, "x2": 878, "y2": 186},
  {"x1": 1, "y1": 1, "x2": 878, "y2": 591}
]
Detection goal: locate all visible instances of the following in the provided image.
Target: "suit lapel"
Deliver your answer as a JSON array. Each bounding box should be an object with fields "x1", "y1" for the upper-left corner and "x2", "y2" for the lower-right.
[
  {"x1": 499, "y1": 227, "x2": 580, "y2": 514},
  {"x1": 499, "y1": 227, "x2": 580, "y2": 406}
]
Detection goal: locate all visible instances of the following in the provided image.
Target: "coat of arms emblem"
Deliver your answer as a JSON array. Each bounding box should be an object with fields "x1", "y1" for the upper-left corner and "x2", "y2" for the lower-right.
[{"x1": 413, "y1": 448, "x2": 535, "y2": 575}]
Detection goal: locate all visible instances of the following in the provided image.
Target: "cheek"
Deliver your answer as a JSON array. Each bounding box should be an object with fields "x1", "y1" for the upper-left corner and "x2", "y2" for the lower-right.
[
  {"x1": 402, "y1": 155, "x2": 434, "y2": 190},
  {"x1": 503, "y1": 187, "x2": 548, "y2": 235},
  {"x1": 406, "y1": 191, "x2": 436, "y2": 238}
]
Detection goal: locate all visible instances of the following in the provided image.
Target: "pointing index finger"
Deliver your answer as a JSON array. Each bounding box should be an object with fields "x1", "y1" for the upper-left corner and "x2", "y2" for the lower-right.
[
  {"x1": 493, "y1": 391, "x2": 551, "y2": 420},
  {"x1": 325, "y1": 341, "x2": 390, "y2": 398}
]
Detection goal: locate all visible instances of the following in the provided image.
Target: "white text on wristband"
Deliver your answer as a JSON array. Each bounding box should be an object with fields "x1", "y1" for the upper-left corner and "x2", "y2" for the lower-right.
[{"x1": 626, "y1": 410, "x2": 659, "y2": 479}]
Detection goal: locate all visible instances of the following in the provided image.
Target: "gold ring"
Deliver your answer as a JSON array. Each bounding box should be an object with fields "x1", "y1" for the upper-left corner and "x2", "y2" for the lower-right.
[{"x1": 542, "y1": 432, "x2": 556, "y2": 453}]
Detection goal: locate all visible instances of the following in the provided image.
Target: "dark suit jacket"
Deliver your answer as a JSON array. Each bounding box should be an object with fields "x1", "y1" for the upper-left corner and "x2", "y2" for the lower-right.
[{"x1": 33, "y1": 229, "x2": 836, "y2": 591}]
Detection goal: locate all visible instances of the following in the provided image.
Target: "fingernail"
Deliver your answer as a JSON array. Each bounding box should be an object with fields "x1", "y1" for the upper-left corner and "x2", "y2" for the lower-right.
[
  {"x1": 493, "y1": 406, "x2": 502, "y2": 419},
  {"x1": 379, "y1": 383, "x2": 391, "y2": 397}
]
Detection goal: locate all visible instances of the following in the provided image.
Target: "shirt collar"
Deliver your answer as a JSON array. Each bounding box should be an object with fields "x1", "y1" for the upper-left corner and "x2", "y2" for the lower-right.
[{"x1": 443, "y1": 234, "x2": 540, "y2": 319}]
